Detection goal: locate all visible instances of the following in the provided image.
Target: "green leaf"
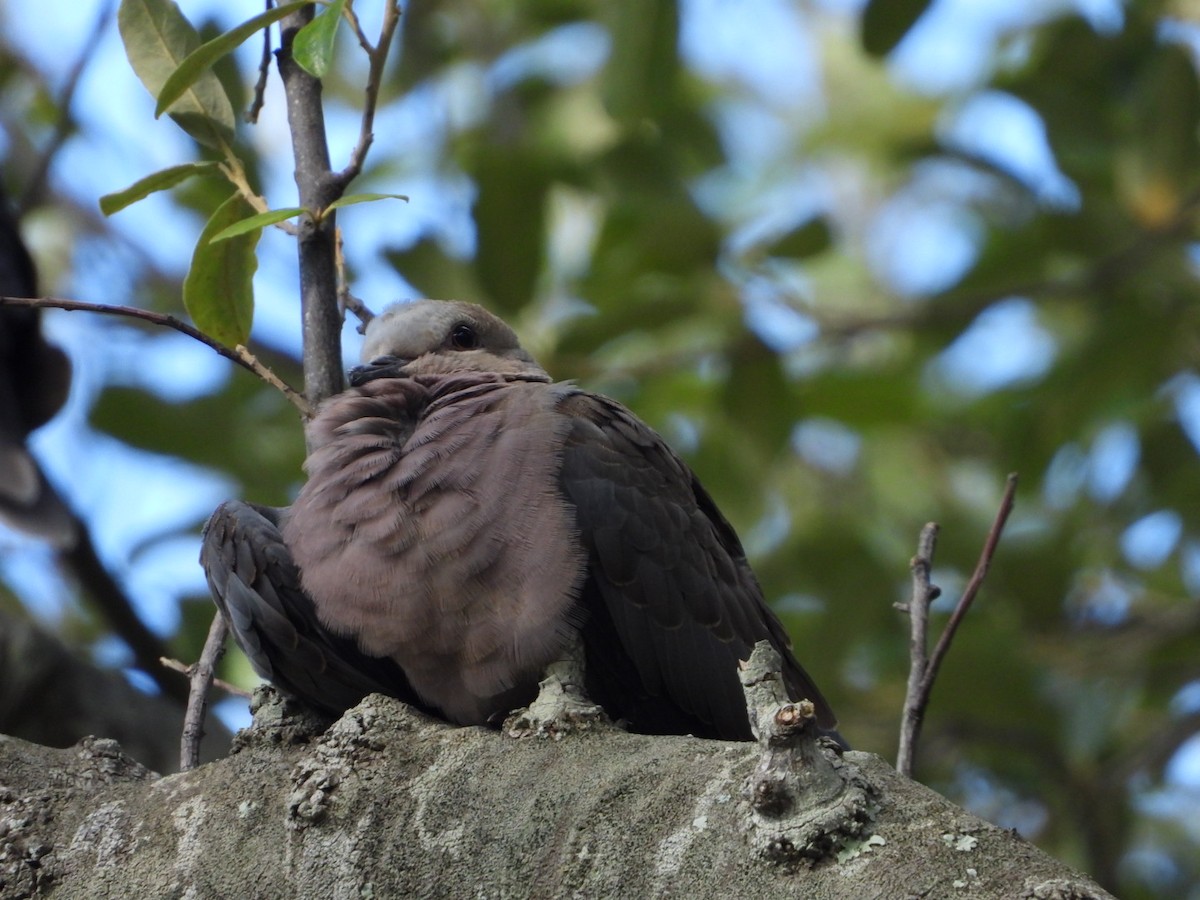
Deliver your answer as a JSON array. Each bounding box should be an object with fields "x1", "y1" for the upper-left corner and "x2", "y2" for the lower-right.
[
  {"x1": 293, "y1": 0, "x2": 346, "y2": 79},
  {"x1": 99, "y1": 161, "x2": 220, "y2": 216},
  {"x1": 764, "y1": 217, "x2": 833, "y2": 260},
  {"x1": 210, "y1": 206, "x2": 306, "y2": 242},
  {"x1": 155, "y1": 1, "x2": 309, "y2": 117},
  {"x1": 860, "y1": 0, "x2": 934, "y2": 58},
  {"x1": 601, "y1": 0, "x2": 681, "y2": 124},
  {"x1": 1120, "y1": 43, "x2": 1200, "y2": 228},
  {"x1": 117, "y1": 0, "x2": 235, "y2": 149},
  {"x1": 471, "y1": 150, "x2": 549, "y2": 314},
  {"x1": 322, "y1": 192, "x2": 409, "y2": 215},
  {"x1": 184, "y1": 192, "x2": 259, "y2": 346}
]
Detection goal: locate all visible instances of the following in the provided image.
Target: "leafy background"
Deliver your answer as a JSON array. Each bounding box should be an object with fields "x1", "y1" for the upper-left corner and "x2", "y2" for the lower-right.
[{"x1": 1, "y1": 0, "x2": 1199, "y2": 895}]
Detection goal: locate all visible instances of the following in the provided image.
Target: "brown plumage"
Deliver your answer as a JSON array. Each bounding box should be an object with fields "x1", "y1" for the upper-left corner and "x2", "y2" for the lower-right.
[{"x1": 202, "y1": 300, "x2": 839, "y2": 741}]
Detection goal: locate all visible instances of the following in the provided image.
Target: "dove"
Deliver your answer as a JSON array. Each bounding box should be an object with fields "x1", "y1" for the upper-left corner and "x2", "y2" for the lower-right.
[{"x1": 202, "y1": 300, "x2": 839, "y2": 741}]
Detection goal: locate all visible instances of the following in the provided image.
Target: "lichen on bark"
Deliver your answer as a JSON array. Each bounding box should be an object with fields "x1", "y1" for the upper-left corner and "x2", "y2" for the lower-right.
[{"x1": 0, "y1": 688, "x2": 1114, "y2": 899}]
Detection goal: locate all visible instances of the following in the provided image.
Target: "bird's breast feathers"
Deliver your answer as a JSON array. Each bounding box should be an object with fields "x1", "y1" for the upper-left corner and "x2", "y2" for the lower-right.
[{"x1": 283, "y1": 374, "x2": 587, "y2": 722}]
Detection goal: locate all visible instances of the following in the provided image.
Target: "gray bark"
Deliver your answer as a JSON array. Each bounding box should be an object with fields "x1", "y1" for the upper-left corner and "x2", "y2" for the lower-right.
[
  {"x1": 0, "y1": 690, "x2": 1112, "y2": 899},
  {"x1": 278, "y1": 7, "x2": 345, "y2": 409}
]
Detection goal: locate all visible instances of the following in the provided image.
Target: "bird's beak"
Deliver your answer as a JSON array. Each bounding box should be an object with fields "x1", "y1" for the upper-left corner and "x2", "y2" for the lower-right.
[{"x1": 348, "y1": 355, "x2": 411, "y2": 387}]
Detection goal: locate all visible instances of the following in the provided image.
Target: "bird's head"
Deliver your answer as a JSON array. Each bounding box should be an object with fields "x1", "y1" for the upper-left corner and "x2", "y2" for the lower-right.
[{"x1": 350, "y1": 300, "x2": 547, "y2": 385}]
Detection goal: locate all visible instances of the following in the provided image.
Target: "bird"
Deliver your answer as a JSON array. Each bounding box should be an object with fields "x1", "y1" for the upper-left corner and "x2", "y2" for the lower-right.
[
  {"x1": 0, "y1": 183, "x2": 74, "y2": 547},
  {"x1": 201, "y1": 300, "x2": 839, "y2": 741}
]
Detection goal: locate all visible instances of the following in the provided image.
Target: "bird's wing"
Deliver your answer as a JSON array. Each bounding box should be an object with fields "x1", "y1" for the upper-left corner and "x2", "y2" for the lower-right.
[
  {"x1": 200, "y1": 500, "x2": 416, "y2": 715},
  {"x1": 556, "y1": 390, "x2": 838, "y2": 740}
]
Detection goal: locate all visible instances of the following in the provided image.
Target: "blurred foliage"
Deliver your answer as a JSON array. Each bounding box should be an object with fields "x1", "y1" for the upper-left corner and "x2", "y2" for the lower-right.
[{"x1": 2, "y1": 0, "x2": 1200, "y2": 896}]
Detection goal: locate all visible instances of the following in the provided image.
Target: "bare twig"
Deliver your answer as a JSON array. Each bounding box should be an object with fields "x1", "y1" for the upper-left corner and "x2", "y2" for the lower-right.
[
  {"x1": 0, "y1": 295, "x2": 311, "y2": 416},
  {"x1": 333, "y1": 227, "x2": 375, "y2": 332},
  {"x1": 235, "y1": 344, "x2": 312, "y2": 417},
  {"x1": 217, "y1": 156, "x2": 299, "y2": 238},
  {"x1": 895, "y1": 473, "x2": 1018, "y2": 777},
  {"x1": 160, "y1": 655, "x2": 252, "y2": 699},
  {"x1": 218, "y1": 157, "x2": 273, "y2": 221},
  {"x1": 896, "y1": 523, "x2": 940, "y2": 778},
  {"x1": 342, "y1": 291, "x2": 375, "y2": 332},
  {"x1": 925, "y1": 473, "x2": 1019, "y2": 686},
  {"x1": 342, "y1": 0, "x2": 376, "y2": 52},
  {"x1": 246, "y1": 0, "x2": 275, "y2": 124},
  {"x1": 334, "y1": 0, "x2": 403, "y2": 189},
  {"x1": 180, "y1": 613, "x2": 229, "y2": 772}
]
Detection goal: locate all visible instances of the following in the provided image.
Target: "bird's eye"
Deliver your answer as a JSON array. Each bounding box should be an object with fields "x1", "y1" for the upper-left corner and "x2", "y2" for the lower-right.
[{"x1": 450, "y1": 323, "x2": 479, "y2": 350}]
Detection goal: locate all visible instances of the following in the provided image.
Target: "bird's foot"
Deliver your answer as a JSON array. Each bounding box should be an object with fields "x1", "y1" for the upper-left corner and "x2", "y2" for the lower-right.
[
  {"x1": 231, "y1": 684, "x2": 333, "y2": 753},
  {"x1": 504, "y1": 652, "x2": 612, "y2": 740}
]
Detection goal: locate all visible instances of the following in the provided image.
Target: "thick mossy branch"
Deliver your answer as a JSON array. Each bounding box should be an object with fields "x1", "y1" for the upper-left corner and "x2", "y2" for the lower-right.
[{"x1": 0, "y1": 689, "x2": 1113, "y2": 899}]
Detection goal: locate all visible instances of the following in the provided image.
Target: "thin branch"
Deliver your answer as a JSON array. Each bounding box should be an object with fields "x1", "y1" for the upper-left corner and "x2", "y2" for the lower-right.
[
  {"x1": 217, "y1": 155, "x2": 301, "y2": 239},
  {"x1": 180, "y1": 613, "x2": 229, "y2": 772},
  {"x1": 334, "y1": 226, "x2": 375, "y2": 333},
  {"x1": 896, "y1": 523, "x2": 940, "y2": 778},
  {"x1": 16, "y1": 0, "x2": 116, "y2": 216},
  {"x1": 334, "y1": 0, "x2": 403, "y2": 189},
  {"x1": 342, "y1": 0, "x2": 376, "y2": 53},
  {"x1": 894, "y1": 473, "x2": 1018, "y2": 777},
  {"x1": 924, "y1": 473, "x2": 1018, "y2": 686},
  {"x1": 219, "y1": 157, "x2": 277, "y2": 223},
  {"x1": 235, "y1": 344, "x2": 311, "y2": 416},
  {"x1": 0, "y1": 295, "x2": 311, "y2": 416},
  {"x1": 160, "y1": 656, "x2": 252, "y2": 699},
  {"x1": 342, "y1": 291, "x2": 375, "y2": 333},
  {"x1": 246, "y1": 0, "x2": 275, "y2": 124}
]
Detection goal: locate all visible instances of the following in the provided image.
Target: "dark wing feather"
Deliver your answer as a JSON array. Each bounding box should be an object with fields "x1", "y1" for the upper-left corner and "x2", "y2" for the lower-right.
[
  {"x1": 200, "y1": 500, "x2": 418, "y2": 715},
  {"x1": 556, "y1": 391, "x2": 838, "y2": 741}
]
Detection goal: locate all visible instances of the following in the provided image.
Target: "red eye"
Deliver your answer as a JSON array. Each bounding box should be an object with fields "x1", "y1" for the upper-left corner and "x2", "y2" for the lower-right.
[{"x1": 450, "y1": 323, "x2": 479, "y2": 350}]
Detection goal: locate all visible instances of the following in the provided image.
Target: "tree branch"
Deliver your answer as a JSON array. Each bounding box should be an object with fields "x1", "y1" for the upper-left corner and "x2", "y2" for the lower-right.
[
  {"x1": 924, "y1": 473, "x2": 1018, "y2": 687},
  {"x1": 246, "y1": 0, "x2": 275, "y2": 124},
  {"x1": 160, "y1": 655, "x2": 250, "y2": 700},
  {"x1": 0, "y1": 295, "x2": 311, "y2": 416},
  {"x1": 895, "y1": 522, "x2": 939, "y2": 777},
  {"x1": 334, "y1": 228, "x2": 375, "y2": 333},
  {"x1": 333, "y1": 0, "x2": 402, "y2": 189},
  {"x1": 179, "y1": 613, "x2": 229, "y2": 772},
  {"x1": 895, "y1": 474, "x2": 1018, "y2": 777},
  {"x1": 341, "y1": 290, "x2": 375, "y2": 332},
  {"x1": 0, "y1": 693, "x2": 1115, "y2": 897},
  {"x1": 278, "y1": 7, "x2": 345, "y2": 407}
]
